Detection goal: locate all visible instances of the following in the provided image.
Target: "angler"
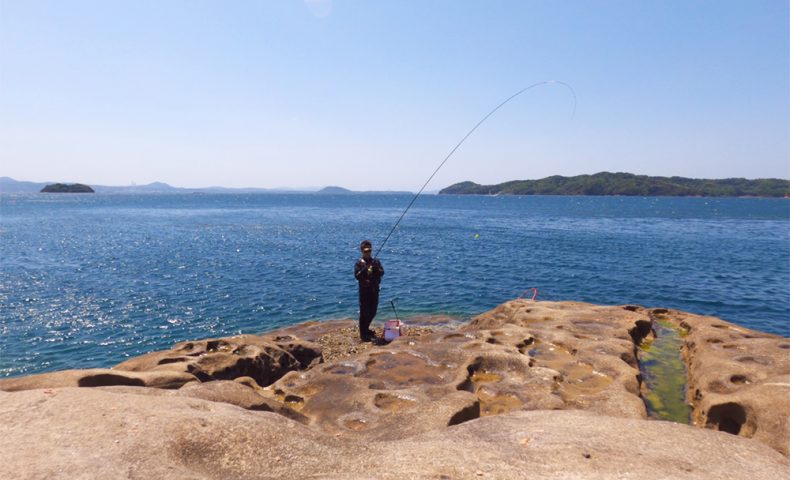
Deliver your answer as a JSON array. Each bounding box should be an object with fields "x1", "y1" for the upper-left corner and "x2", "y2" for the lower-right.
[
  {"x1": 354, "y1": 240, "x2": 384, "y2": 341},
  {"x1": 356, "y1": 81, "x2": 574, "y2": 342}
]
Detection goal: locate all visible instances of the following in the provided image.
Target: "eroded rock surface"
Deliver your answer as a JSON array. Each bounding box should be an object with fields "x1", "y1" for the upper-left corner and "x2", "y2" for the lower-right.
[
  {"x1": 1, "y1": 300, "x2": 788, "y2": 478},
  {"x1": 112, "y1": 333, "x2": 322, "y2": 387},
  {"x1": 95, "y1": 381, "x2": 310, "y2": 423},
  {"x1": 1, "y1": 387, "x2": 788, "y2": 480},
  {"x1": 0, "y1": 333, "x2": 323, "y2": 395},
  {"x1": 0, "y1": 368, "x2": 197, "y2": 391},
  {"x1": 264, "y1": 303, "x2": 650, "y2": 442},
  {"x1": 261, "y1": 319, "x2": 436, "y2": 363},
  {"x1": 667, "y1": 308, "x2": 790, "y2": 455},
  {"x1": 465, "y1": 301, "x2": 652, "y2": 418}
]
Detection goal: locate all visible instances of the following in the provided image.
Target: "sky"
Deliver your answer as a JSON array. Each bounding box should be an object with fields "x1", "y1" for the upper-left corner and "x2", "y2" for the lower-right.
[{"x1": 1, "y1": 0, "x2": 788, "y2": 190}]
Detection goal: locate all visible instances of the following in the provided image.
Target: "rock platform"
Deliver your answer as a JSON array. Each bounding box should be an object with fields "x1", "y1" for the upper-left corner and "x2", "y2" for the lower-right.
[{"x1": 1, "y1": 301, "x2": 788, "y2": 479}]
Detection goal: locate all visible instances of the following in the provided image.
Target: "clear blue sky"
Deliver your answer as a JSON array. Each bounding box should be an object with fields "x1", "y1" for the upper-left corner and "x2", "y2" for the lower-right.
[{"x1": 1, "y1": 0, "x2": 788, "y2": 190}]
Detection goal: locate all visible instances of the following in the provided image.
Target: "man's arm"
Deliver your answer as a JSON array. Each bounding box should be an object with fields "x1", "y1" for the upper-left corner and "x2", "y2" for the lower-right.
[
  {"x1": 354, "y1": 259, "x2": 367, "y2": 279},
  {"x1": 374, "y1": 259, "x2": 384, "y2": 278}
]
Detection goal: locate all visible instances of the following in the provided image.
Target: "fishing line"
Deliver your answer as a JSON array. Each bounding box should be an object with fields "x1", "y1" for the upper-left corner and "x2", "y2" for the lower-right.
[{"x1": 374, "y1": 80, "x2": 577, "y2": 258}]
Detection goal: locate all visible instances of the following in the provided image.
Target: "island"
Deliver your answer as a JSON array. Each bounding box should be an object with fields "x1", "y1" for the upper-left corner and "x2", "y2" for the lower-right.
[
  {"x1": 2, "y1": 177, "x2": 418, "y2": 194},
  {"x1": 40, "y1": 183, "x2": 95, "y2": 193},
  {"x1": 1, "y1": 300, "x2": 788, "y2": 478},
  {"x1": 440, "y1": 172, "x2": 790, "y2": 197}
]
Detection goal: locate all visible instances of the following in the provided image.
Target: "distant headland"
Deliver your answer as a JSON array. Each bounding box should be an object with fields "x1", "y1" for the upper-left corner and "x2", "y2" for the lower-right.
[
  {"x1": 440, "y1": 172, "x2": 790, "y2": 197},
  {"x1": 40, "y1": 183, "x2": 94, "y2": 193}
]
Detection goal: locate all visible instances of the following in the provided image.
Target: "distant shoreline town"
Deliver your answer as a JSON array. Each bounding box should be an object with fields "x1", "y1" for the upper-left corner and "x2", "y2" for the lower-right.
[{"x1": 2, "y1": 172, "x2": 789, "y2": 197}]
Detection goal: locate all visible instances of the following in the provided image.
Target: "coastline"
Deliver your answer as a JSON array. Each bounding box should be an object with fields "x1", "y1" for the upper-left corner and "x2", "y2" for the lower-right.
[{"x1": 2, "y1": 300, "x2": 788, "y2": 478}]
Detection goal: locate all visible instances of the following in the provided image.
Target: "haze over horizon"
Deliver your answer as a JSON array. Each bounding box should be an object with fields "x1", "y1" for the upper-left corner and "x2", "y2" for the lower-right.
[
  {"x1": 3, "y1": 171, "x2": 790, "y2": 195},
  {"x1": 1, "y1": 1, "x2": 788, "y2": 191}
]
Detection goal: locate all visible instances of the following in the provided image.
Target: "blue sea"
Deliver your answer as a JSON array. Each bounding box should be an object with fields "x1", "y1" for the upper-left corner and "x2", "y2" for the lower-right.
[{"x1": 1, "y1": 193, "x2": 788, "y2": 378}]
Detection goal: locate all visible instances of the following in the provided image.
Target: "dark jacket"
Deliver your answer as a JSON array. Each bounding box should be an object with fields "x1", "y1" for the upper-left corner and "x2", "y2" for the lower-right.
[{"x1": 354, "y1": 257, "x2": 384, "y2": 290}]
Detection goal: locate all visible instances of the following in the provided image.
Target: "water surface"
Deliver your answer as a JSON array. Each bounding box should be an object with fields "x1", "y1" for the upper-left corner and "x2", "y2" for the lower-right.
[{"x1": 1, "y1": 193, "x2": 788, "y2": 377}]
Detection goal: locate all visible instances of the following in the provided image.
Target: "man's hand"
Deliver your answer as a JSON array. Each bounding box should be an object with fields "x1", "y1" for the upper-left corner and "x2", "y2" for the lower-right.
[{"x1": 367, "y1": 266, "x2": 373, "y2": 274}]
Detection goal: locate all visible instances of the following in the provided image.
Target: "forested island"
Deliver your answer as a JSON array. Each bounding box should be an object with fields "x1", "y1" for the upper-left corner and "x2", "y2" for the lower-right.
[
  {"x1": 40, "y1": 183, "x2": 94, "y2": 193},
  {"x1": 440, "y1": 172, "x2": 790, "y2": 197}
]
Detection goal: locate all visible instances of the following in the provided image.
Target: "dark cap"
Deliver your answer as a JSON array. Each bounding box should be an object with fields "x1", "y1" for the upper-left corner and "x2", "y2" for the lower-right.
[{"x1": 360, "y1": 239, "x2": 372, "y2": 252}]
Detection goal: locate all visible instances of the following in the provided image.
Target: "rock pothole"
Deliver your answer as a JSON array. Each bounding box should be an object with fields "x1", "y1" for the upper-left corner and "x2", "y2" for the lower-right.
[
  {"x1": 373, "y1": 393, "x2": 417, "y2": 412},
  {"x1": 359, "y1": 352, "x2": 453, "y2": 389},
  {"x1": 706, "y1": 402, "x2": 750, "y2": 436}
]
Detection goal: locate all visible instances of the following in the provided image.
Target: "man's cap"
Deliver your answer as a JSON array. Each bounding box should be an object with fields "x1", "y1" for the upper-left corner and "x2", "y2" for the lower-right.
[{"x1": 360, "y1": 239, "x2": 372, "y2": 251}]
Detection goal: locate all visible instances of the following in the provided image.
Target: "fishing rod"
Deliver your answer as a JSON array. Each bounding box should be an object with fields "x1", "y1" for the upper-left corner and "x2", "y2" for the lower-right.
[
  {"x1": 374, "y1": 80, "x2": 577, "y2": 258},
  {"x1": 389, "y1": 298, "x2": 401, "y2": 322}
]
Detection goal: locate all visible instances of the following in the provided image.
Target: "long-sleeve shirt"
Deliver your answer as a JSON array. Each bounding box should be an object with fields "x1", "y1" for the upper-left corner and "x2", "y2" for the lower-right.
[{"x1": 354, "y1": 257, "x2": 384, "y2": 290}]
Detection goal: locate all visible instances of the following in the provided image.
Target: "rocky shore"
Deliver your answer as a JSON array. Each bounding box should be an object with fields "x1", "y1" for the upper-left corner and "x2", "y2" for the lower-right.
[{"x1": 1, "y1": 301, "x2": 788, "y2": 479}]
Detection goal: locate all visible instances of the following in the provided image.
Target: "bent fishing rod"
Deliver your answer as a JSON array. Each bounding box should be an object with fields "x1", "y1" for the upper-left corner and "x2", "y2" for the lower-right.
[{"x1": 374, "y1": 80, "x2": 577, "y2": 259}]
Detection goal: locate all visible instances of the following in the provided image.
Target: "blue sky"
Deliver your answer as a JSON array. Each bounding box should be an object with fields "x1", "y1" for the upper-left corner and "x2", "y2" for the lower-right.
[{"x1": 1, "y1": 0, "x2": 788, "y2": 190}]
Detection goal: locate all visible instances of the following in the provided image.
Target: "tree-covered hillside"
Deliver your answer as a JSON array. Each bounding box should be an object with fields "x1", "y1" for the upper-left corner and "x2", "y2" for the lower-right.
[{"x1": 440, "y1": 172, "x2": 790, "y2": 197}]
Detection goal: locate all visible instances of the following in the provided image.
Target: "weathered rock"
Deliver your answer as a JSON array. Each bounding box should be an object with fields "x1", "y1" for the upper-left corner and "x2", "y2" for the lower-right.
[
  {"x1": 465, "y1": 301, "x2": 652, "y2": 418},
  {"x1": 96, "y1": 381, "x2": 309, "y2": 424},
  {"x1": 667, "y1": 309, "x2": 790, "y2": 455},
  {"x1": 113, "y1": 333, "x2": 322, "y2": 387},
  {"x1": 2, "y1": 300, "x2": 788, "y2": 479},
  {"x1": 0, "y1": 368, "x2": 196, "y2": 391},
  {"x1": 1, "y1": 387, "x2": 788, "y2": 479},
  {"x1": 266, "y1": 318, "x2": 437, "y2": 362},
  {"x1": 263, "y1": 305, "x2": 650, "y2": 441}
]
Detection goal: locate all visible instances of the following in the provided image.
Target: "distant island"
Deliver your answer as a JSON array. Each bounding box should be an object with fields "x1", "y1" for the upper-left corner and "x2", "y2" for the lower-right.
[
  {"x1": 40, "y1": 183, "x2": 94, "y2": 193},
  {"x1": 1, "y1": 177, "x2": 296, "y2": 194},
  {"x1": 440, "y1": 172, "x2": 790, "y2": 197},
  {"x1": 1, "y1": 177, "x2": 414, "y2": 195}
]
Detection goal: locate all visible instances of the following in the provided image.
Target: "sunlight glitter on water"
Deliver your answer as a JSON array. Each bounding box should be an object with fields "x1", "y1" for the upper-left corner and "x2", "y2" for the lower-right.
[{"x1": 1, "y1": 193, "x2": 788, "y2": 377}]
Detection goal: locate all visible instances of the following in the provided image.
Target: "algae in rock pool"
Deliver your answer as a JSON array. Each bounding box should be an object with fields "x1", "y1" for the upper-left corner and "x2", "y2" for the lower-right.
[{"x1": 638, "y1": 319, "x2": 691, "y2": 424}]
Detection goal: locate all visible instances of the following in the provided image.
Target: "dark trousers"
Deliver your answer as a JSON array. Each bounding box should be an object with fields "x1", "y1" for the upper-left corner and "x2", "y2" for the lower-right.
[{"x1": 358, "y1": 287, "x2": 379, "y2": 336}]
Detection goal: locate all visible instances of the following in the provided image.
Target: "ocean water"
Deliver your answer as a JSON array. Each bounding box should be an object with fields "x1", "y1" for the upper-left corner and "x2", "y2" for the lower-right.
[{"x1": 1, "y1": 193, "x2": 788, "y2": 378}]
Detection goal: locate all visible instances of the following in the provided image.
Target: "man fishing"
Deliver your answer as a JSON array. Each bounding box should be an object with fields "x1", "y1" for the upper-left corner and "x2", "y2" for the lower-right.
[
  {"x1": 354, "y1": 239, "x2": 384, "y2": 341},
  {"x1": 348, "y1": 83, "x2": 573, "y2": 340}
]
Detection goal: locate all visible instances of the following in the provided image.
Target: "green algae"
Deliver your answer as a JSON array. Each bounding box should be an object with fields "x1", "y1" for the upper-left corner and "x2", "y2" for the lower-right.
[{"x1": 638, "y1": 319, "x2": 691, "y2": 424}]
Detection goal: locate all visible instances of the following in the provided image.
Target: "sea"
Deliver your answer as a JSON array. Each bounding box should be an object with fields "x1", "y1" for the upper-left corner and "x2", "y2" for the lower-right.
[{"x1": 1, "y1": 193, "x2": 788, "y2": 378}]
